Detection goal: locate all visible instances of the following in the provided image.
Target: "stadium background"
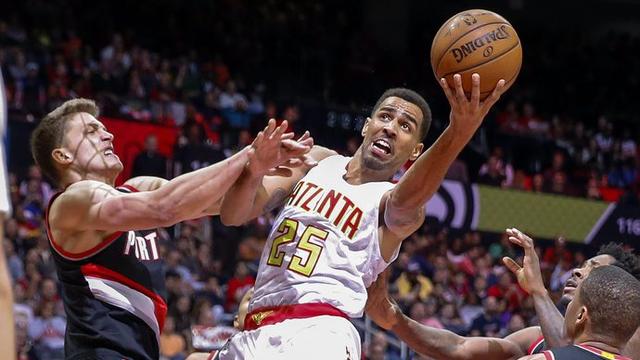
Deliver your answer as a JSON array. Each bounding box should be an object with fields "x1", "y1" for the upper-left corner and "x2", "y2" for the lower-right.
[{"x1": 1, "y1": 0, "x2": 639, "y2": 358}]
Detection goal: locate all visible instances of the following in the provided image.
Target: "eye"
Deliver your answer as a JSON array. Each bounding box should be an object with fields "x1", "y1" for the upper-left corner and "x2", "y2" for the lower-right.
[
  {"x1": 401, "y1": 122, "x2": 411, "y2": 131},
  {"x1": 381, "y1": 113, "x2": 391, "y2": 121}
]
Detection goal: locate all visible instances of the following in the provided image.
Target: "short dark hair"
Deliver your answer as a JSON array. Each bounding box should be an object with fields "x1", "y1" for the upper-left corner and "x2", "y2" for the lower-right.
[
  {"x1": 597, "y1": 243, "x2": 640, "y2": 280},
  {"x1": 371, "y1": 88, "x2": 432, "y2": 141},
  {"x1": 580, "y1": 266, "x2": 640, "y2": 344},
  {"x1": 30, "y1": 98, "x2": 99, "y2": 185}
]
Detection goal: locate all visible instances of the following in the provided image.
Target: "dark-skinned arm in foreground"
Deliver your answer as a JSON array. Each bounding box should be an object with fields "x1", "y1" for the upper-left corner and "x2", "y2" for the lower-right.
[{"x1": 365, "y1": 269, "x2": 524, "y2": 360}]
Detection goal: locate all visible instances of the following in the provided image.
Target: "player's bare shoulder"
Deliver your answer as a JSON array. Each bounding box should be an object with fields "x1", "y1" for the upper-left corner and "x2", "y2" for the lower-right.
[
  {"x1": 49, "y1": 180, "x2": 121, "y2": 230},
  {"x1": 308, "y1": 145, "x2": 338, "y2": 164}
]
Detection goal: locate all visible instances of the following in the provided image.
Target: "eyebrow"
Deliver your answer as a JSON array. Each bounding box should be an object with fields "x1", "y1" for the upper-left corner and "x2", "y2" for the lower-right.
[
  {"x1": 379, "y1": 106, "x2": 419, "y2": 129},
  {"x1": 86, "y1": 122, "x2": 106, "y2": 131}
]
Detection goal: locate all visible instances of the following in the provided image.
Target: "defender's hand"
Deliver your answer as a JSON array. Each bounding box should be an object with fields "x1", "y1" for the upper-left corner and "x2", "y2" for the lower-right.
[
  {"x1": 247, "y1": 119, "x2": 314, "y2": 177},
  {"x1": 502, "y1": 228, "x2": 546, "y2": 295}
]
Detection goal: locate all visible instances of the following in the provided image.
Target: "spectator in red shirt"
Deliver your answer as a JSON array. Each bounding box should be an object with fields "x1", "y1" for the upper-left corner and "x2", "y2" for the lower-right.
[
  {"x1": 487, "y1": 272, "x2": 526, "y2": 311},
  {"x1": 542, "y1": 236, "x2": 573, "y2": 268},
  {"x1": 225, "y1": 262, "x2": 254, "y2": 311}
]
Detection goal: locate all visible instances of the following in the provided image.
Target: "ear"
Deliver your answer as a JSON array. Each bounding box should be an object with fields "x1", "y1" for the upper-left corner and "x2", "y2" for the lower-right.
[
  {"x1": 576, "y1": 306, "x2": 588, "y2": 327},
  {"x1": 361, "y1": 117, "x2": 371, "y2": 137},
  {"x1": 52, "y1": 148, "x2": 73, "y2": 166},
  {"x1": 409, "y1": 142, "x2": 424, "y2": 161}
]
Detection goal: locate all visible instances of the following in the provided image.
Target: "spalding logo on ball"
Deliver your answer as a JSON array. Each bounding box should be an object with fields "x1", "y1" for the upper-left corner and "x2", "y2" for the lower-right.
[{"x1": 431, "y1": 9, "x2": 522, "y2": 99}]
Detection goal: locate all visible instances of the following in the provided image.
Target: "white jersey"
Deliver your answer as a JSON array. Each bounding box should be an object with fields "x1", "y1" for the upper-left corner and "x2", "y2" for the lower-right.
[{"x1": 250, "y1": 155, "x2": 397, "y2": 317}]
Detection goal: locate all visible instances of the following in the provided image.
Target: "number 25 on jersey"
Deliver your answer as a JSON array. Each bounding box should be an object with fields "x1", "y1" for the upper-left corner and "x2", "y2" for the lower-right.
[{"x1": 266, "y1": 218, "x2": 328, "y2": 277}]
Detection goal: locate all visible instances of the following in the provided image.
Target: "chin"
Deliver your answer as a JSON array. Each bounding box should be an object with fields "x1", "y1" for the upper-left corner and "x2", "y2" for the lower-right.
[
  {"x1": 559, "y1": 294, "x2": 573, "y2": 307},
  {"x1": 362, "y1": 153, "x2": 389, "y2": 171}
]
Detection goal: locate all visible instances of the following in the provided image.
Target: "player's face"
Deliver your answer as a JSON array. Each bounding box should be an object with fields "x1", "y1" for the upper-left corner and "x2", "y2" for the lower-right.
[
  {"x1": 57, "y1": 113, "x2": 123, "y2": 178},
  {"x1": 564, "y1": 285, "x2": 587, "y2": 341},
  {"x1": 560, "y1": 254, "x2": 615, "y2": 305},
  {"x1": 361, "y1": 97, "x2": 424, "y2": 172}
]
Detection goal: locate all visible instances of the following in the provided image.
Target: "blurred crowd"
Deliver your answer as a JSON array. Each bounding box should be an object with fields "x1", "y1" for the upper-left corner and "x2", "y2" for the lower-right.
[
  {"x1": 2, "y1": 0, "x2": 640, "y2": 359},
  {"x1": 465, "y1": 102, "x2": 639, "y2": 204},
  {"x1": 2, "y1": 1, "x2": 639, "y2": 202}
]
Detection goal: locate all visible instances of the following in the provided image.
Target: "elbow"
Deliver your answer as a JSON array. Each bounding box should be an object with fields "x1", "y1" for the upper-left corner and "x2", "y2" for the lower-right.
[
  {"x1": 388, "y1": 191, "x2": 425, "y2": 215},
  {"x1": 220, "y1": 211, "x2": 245, "y2": 227}
]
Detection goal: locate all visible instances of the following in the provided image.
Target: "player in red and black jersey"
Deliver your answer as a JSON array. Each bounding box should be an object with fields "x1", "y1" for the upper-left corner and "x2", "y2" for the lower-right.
[
  {"x1": 518, "y1": 265, "x2": 640, "y2": 360},
  {"x1": 31, "y1": 98, "x2": 312, "y2": 360}
]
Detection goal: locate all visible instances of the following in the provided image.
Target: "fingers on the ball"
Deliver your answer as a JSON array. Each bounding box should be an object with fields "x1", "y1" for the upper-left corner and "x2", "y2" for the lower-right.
[
  {"x1": 481, "y1": 79, "x2": 506, "y2": 112},
  {"x1": 439, "y1": 78, "x2": 455, "y2": 101},
  {"x1": 453, "y1": 74, "x2": 466, "y2": 100},
  {"x1": 470, "y1": 73, "x2": 481, "y2": 105}
]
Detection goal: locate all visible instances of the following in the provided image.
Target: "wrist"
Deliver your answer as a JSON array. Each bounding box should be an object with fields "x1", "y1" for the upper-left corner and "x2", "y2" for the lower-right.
[
  {"x1": 243, "y1": 164, "x2": 267, "y2": 180},
  {"x1": 443, "y1": 122, "x2": 475, "y2": 144},
  {"x1": 388, "y1": 304, "x2": 404, "y2": 331},
  {"x1": 530, "y1": 287, "x2": 548, "y2": 297}
]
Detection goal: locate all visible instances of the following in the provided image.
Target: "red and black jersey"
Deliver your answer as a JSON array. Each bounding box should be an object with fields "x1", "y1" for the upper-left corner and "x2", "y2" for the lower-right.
[
  {"x1": 46, "y1": 185, "x2": 167, "y2": 360},
  {"x1": 529, "y1": 335, "x2": 546, "y2": 355},
  {"x1": 542, "y1": 344, "x2": 631, "y2": 360}
]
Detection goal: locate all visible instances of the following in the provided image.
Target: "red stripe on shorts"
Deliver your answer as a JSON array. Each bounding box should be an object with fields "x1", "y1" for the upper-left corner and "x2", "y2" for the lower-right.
[{"x1": 244, "y1": 302, "x2": 349, "y2": 331}]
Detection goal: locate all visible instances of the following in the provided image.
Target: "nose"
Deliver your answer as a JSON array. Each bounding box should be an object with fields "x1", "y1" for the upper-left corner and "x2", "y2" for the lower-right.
[
  {"x1": 572, "y1": 267, "x2": 583, "y2": 279},
  {"x1": 101, "y1": 129, "x2": 114, "y2": 141},
  {"x1": 382, "y1": 121, "x2": 397, "y2": 138}
]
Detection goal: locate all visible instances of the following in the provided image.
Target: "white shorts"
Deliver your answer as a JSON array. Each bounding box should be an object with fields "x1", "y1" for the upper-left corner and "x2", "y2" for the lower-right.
[{"x1": 215, "y1": 315, "x2": 361, "y2": 360}]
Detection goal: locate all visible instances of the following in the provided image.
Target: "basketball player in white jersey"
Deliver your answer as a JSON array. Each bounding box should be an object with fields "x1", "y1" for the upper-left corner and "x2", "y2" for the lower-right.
[{"x1": 218, "y1": 74, "x2": 507, "y2": 359}]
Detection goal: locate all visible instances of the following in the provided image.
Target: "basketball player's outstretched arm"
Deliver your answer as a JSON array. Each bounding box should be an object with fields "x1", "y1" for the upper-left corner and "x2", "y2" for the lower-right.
[
  {"x1": 51, "y1": 122, "x2": 312, "y2": 232},
  {"x1": 503, "y1": 228, "x2": 569, "y2": 349},
  {"x1": 365, "y1": 270, "x2": 524, "y2": 360},
  {"x1": 380, "y1": 74, "x2": 506, "y2": 259},
  {"x1": 220, "y1": 122, "x2": 332, "y2": 226}
]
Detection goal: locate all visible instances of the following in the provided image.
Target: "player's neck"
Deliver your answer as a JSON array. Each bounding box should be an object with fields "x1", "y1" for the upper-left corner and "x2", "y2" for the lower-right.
[
  {"x1": 575, "y1": 331, "x2": 624, "y2": 355},
  {"x1": 344, "y1": 152, "x2": 395, "y2": 184},
  {"x1": 61, "y1": 169, "x2": 117, "y2": 188}
]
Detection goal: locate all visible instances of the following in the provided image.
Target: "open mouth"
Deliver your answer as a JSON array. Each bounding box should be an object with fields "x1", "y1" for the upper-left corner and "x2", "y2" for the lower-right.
[
  {"x1": 371, "y1": 139, "x2": 392, "y2": 157},
  {"x1": 103, "y1": 147, "x2": 117, "y2": 157},
  {"x1": 563, "y1": 279, "x2": 578, "y2": 293}
]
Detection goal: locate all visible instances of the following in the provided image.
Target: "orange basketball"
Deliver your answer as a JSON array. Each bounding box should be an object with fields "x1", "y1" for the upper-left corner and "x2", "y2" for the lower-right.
[{"x1": 430, "y1": 9, "x2": 522, "y2": 99}]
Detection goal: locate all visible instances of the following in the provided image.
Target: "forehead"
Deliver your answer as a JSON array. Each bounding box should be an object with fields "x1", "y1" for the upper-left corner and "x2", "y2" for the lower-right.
[
  {"x1": 67, "y1": 112, "x2": 105, "y2": 130},
  {"x1": 377, "y1": 96, "x2": 424, "y2": 123},
  {"x1": 587, "y1": 254, "x2": 616, "y2": 266}
]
